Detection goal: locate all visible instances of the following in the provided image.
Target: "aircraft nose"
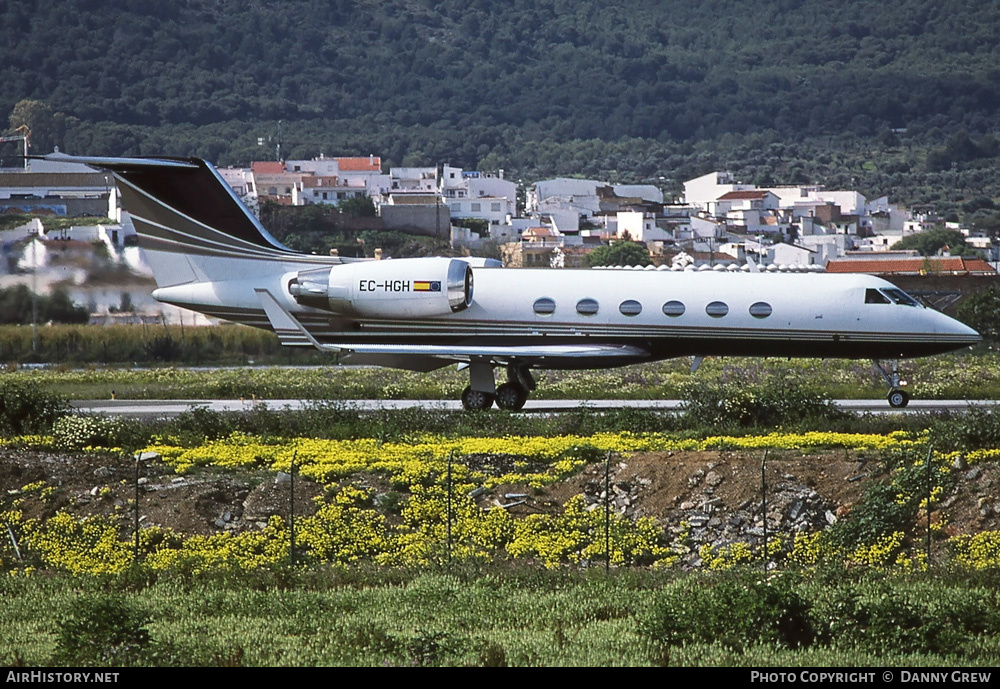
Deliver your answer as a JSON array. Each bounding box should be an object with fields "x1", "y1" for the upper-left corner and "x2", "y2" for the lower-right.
[{"x1": 945, "y1": 314, "x2": 981, "y2": 344}]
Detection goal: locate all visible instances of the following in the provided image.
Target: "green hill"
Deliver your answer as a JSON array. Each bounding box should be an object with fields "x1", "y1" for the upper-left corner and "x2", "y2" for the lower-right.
[{"x1": 3, "y1": 0, "x2": 1000, "y2": 217}]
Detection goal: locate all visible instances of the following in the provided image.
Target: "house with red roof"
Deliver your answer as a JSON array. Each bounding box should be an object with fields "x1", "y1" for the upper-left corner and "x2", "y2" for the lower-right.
[{"x1": 826, "y1": 254, "x2": 996, "y2": 275}]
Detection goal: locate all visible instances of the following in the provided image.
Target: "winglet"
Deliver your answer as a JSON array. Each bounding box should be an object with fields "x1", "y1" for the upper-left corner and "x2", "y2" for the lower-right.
[{"x1": 255, "y1": 288, "x2": 344, "y2": 352}]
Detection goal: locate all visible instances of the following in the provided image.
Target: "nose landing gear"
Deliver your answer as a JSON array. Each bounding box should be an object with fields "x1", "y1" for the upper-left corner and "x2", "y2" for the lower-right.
[
  {"x1": 874, "y1": 359, "x2": 910, "y2": 408},
  {"x1": 887, "y1": 388, "x2": 910, "y2": 409}
]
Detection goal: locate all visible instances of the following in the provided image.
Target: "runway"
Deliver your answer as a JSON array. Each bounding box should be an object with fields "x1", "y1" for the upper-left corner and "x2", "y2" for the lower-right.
[{"x1": 70, "y1": 398, "x2": 1000, "y2": 418}]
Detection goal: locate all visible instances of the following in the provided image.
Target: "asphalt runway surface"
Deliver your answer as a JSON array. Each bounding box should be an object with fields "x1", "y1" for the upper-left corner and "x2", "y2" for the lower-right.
[{"x1": 71, "y1": 398, "x2": 1000, "y2": 418}]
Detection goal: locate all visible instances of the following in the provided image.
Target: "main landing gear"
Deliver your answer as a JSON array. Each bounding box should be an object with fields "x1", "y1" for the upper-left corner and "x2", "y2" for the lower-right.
[
  {"x1": 874, "y1": 359, "x2": 910, "y2": 408},
  {"x1": 460, "y1": 386, "x2": 494, "y2": 411},
  {"x1": 461, "y1": 361, "x2": 535, "y2": 411}
]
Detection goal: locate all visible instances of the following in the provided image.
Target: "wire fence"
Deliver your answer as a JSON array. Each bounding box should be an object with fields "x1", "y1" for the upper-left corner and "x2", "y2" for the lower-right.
[{"x1": 4, "y1": 443, "x2": 995, "y2": 573}]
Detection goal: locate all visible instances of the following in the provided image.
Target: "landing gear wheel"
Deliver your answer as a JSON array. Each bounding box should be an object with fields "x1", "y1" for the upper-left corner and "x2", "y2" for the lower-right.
[
  {"x1": 888, "y1": 389, "x2": 910, "y2": 408},
  {"x1": 461, "y1": 386, "x2": 495, "y2": 411},
  {"x1": 495, "y1": 382, "x2": 528, "y2": 411}
]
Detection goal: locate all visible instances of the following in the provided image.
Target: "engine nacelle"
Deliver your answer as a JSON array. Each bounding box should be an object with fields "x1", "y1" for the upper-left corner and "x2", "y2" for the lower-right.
[{"x1": 288, "y1": 257, "x2": 473, "y2": 318}]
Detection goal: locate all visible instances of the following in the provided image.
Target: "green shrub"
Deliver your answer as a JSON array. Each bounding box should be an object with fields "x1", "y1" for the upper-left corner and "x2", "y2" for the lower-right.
[
  {"x1": 478, "y1": 641, "x2": 508, "y2": 667},
  {"x1": 168, "y1": 405, "x2": 237, "y2": 442},
  {"x1": 812, "y1": 581, "x2": 1000, "y2": 658},
  {"x1": 825, "y1": 482, "x2": 916, "y2": 549},
  {"x1": 0, "y1": 378, "x2": 67, "y2": 436},
  {"x1": 928, "y1": 405, "x2": 1000, "y2": 452},
  {"x1": 52, "y1": 414, "x2": 140, "y2": 450},
  {"x1": 679, "y1": 378, "x2": 846, "y2": 430},
  {"x1": 54, "y1": 594, "x2": 152, "y2": 666},
  {"x1": 826, "y1": 451, "x2": 955, "y2": 549},
  {"x1": 407, "y1": 629, "x2": 450, "y2": 666},
  {"x1": 640, "y1": 572, "x2": 814, "y2": 653}
]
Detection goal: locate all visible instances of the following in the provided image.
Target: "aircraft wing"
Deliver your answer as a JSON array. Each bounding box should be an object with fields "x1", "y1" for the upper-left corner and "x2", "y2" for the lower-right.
[{"x1": 255, "y1": 288, "x2": 649, "y2": 369}]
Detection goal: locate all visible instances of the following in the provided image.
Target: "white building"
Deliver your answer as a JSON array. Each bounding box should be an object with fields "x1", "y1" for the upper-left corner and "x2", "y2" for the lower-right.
[
  {"x1": 768, "y1": 242, "x2": 819, "y2": 268},
  {"x1": 614, "y1": 210, "x2": 671, "y2": 242},
  {"x1": 0, "y1": 154, "x2": 115, "y2": 219},
  {"x1": 389, "y1": 166, "x2": 439, "y2": 193},
  {"x1": 287, "y1": 156, "x2": 391, "y2": 205},
  {"x1": 218, "y1": 167, "x2": 251, "y2": 197},
  {"x1": 683, "y1": 171, "x2": 755, "y2": 211},
  {"x1": 712, "y1": 190, "x2": 782, "y2": 233},
  {"x1": 529, "y1": 178, "x2": 662, "y2": 217},
  {"x1": 796, "y1": 234, "x2": 854, "y2": 264},
  {"x1": 385, "y1": 164, "x2": 516, "y2": 228},
  {"x1": 441, "y1": 165, "x2": 516, "y2": 225},
  {"x1": 449, "y1": 196, "x2": 514, "y2": 225}
]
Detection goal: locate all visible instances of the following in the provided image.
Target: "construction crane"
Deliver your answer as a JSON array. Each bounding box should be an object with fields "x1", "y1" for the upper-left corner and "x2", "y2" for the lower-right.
[{"x1": 0, "y1": 124, "x2": 31, "y2": 167}]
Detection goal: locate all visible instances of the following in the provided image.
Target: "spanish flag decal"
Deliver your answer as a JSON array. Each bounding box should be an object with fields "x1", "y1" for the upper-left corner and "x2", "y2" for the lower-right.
[{"x1": 413, "y1": 281, "x2": 442, "y2": 292}]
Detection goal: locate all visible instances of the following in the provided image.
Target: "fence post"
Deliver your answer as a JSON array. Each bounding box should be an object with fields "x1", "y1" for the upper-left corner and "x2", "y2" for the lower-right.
[
  {"x1": 761, "y1": 449, "x2": 768, "y2": 571},
  {"x1": 447, "y1": 450, "x2": 454, "y2": 564},
  {"x1": 5, "y1": 522, "x2": 22, "y2": 563},
  {"x1": 289, "y1": 450, "x2": 297, "y2": 566},
  {"x1": 133, "y1": 452, "x2": 140, "y2": 562},
  {"x1": 604, "y1": 450, "x2": 611, "y2": 574},
  {"x1": 925, "y1": 445, "x2": 933, "y2": 566}
]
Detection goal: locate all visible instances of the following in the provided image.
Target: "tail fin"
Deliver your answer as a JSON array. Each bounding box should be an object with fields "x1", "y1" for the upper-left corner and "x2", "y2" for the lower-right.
[{"x1": 33, "y1": 154, "x2": 301, "y2": 287}]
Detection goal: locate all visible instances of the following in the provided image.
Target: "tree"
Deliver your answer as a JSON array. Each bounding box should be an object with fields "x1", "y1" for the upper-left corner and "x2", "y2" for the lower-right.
[
  {"x1": 454, "y1": 217, "x2": 489, "y2": 235},
  {"x1": 0, "y1": 286, "x2": 88, "y2": 324},
  {"x1": 585, "y1": 241, "x2": 651, "y2": 267},
  {"x1": 0, "y1": 284, "x2": 33, "y2": 324},
  {"x1": 42, "y1": 287, "x2": 89, "y2": 324},
  {"x1": 8, "y1": 99, "x2": 68, "y2": 153},
  {"x1": 337, "y1": 195, "x2": 377, "y2": 218},
  {"x1": 890, "y1": 228, "x2": 976, "y2": 256},
  {"x1": 957, "y1": 286, "x2": 1000, "y2": 341}
]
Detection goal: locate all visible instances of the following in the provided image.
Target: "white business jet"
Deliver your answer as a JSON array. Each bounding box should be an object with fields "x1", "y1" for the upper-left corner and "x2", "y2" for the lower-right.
[{"x1": 43, "y1": 154, "x2": 980, "y2": 410}]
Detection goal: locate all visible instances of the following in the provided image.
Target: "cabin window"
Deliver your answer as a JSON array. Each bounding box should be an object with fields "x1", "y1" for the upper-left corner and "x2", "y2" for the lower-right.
[
  {"x1": 576, "y1": 298, "x2": 599, "y2": 316},
  {"x1": 662, "y1": 300, "x2": 685, "y2": 317},
  {"x1": 533, "y1": 297, "x2": 556, "y2": 316},
  {"x1": 706, "y1": 301, "x2": 729, "y2": 318},
  {"x1": 749, "y1": 302, "x2": 772, "y2": 318},
  {"x1": 865, "y1": 289, "x2": 891, "y2": 304},
  {"x1": 882, "y1": 288, "x2": 921, "y2": 307},
  {"x1": 619, "y1": 300, "x2": 642, "y2": 317}
]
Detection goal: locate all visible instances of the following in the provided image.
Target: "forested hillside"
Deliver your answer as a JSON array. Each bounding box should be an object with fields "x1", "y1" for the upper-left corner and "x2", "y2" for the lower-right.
[{"x1": 2, "y1": 0, "x2": 1000, "y2": 222}]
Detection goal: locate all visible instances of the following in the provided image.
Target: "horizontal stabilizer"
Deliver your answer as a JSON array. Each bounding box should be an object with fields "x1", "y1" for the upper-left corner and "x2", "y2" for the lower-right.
[
  {"x1": 255, "y1": 289, "x2": 336, "y2": 349},
  {"x1": 30, "y1": 153, "x2": 199, "y2": 170}
]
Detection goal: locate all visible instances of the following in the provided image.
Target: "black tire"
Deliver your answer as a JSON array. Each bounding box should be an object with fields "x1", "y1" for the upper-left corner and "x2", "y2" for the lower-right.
[
  {"x1": 461, "y1": 386, "x2": 495, "y2": 411},
  {"x1": 495, "y1": 382, "x2": 527, "y2": 411},
  {"x1": 888, "y1": 389, "x2": 910, "y2": 408}
]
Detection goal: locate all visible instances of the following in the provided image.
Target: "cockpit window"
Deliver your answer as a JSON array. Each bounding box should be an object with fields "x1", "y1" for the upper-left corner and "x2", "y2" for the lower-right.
[
  {"x1": 882, "y1": 288, "x2": 921, "y2": 307},
  {"x1": 865, "y1": 289, "x2": 891, "y2": 304},
  {"x1": 865, "y1": 287, "x2": 922, "y2": 307}
]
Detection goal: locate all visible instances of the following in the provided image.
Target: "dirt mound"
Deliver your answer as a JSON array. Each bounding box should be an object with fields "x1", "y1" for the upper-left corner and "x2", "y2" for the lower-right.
[
  {"x1": 0, "y1": 448, "x2": 322, "y2": 536},
  {"x1": 3, "y1": 447, "x2": 998, "y2": 563}
]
